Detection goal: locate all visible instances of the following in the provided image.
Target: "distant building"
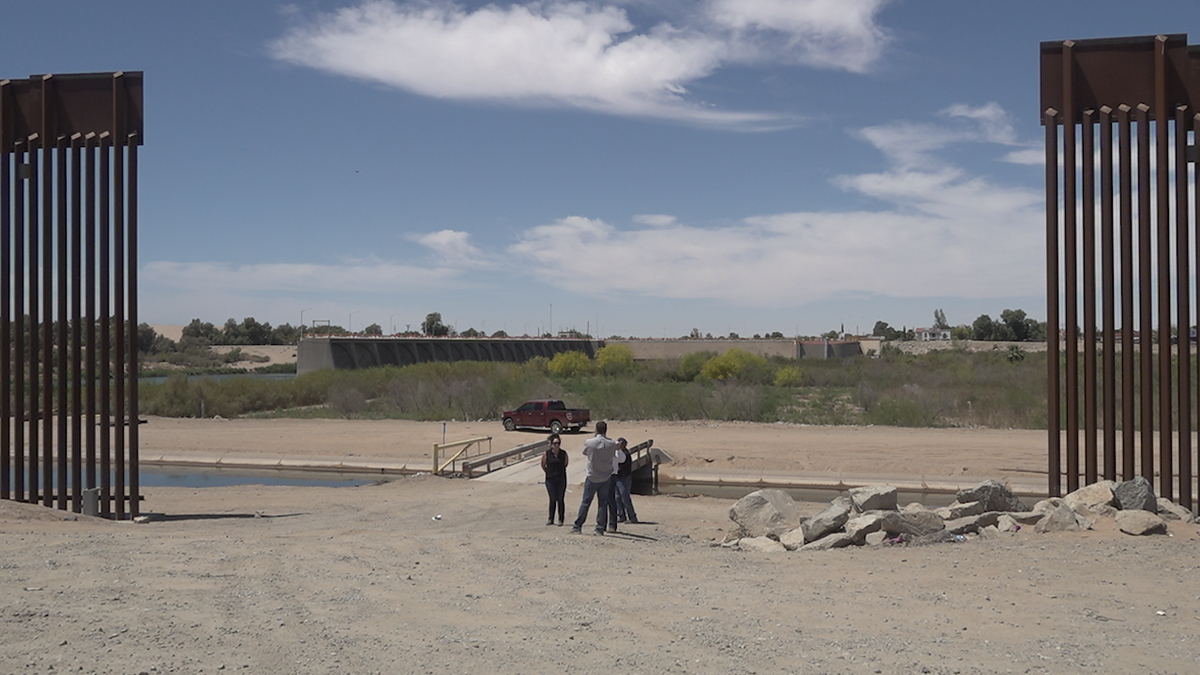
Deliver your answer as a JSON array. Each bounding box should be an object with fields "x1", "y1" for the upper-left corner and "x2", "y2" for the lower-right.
[{"x1": 914, "y1": 327, "x2": 952, "y2": 341}]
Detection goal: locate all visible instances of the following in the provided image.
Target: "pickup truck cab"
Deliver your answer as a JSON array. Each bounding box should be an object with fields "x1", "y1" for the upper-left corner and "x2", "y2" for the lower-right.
[{"x1": 502, "y1": 400, "x2": 590, "y2": 434}]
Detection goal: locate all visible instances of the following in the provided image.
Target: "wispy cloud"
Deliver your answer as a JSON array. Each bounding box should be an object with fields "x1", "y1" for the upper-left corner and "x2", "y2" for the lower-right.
[
  {"x1": 704, "y1": 0, "x2": 888, "y2": 72},
  {"x1": 269, "y1": 0, "x2": 888, "y2": 128},
  {"x1": 507, "y1": 103, "x2": 1043, "y2": 305},
  {"x1": 410, "y1": 229, "x2": 489, "y2": 266},
  {"x1": 857, "y1": 102, "x2": 1028, "y2": 169},
  {"x1": 144, "y1": 260, "x2": 458, "y2": 292}
]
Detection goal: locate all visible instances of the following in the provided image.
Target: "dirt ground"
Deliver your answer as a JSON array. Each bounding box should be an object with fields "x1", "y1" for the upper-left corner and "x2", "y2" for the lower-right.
[
  {"x1": 137, "y1": 417, "x2": 1050, "y2": 485},
  {"x1": 3, "y1": 419, "x2": 1199, "y2": 674}
]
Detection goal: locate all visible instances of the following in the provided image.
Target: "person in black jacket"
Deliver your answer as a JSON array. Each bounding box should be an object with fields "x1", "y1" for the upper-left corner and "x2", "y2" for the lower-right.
[
  {"x1": 613, "y1": 437, "x2": 638, "y2": 524},
  {"x1": 541, "y1": 433, "x2": 569, "y2": 525}
]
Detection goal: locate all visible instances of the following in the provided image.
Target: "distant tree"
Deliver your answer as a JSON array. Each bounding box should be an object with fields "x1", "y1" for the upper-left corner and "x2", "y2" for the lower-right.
[
  {"x1": 181, "y1": 318, "x2": 218, "y2": 343},
  {"x1": 767, "y1": 331, "x2": 784, "y2": 339},
  {"x1": 872, "y1": 321, "x2": 902, "y2": 340},
  {"x1": 1000, "y1": 309, "x2": 1028, "y2": 341},
  {"x1": 727, "y1": 332, "x2": 740, "y2": 339},
  {"x1": 221, "y1": 318, "x2": 240, "y2": 343},
  {"x1": 271, "y1": 323, "x2": 301, "y2": 344},
  {"x1": 364, "y1": 323, "x2": 383, "y2": 336},
  {"x1": 689, "y1": 327, "x2": 702, "y2": 339},
  {"x1": 459, "y1": 327, "x2": 481, "y2": 337},
  {"x1": 972, "y1": 315, "x2": 1011, "y2": 340},
  {"x1": 136, "y1": 323, "x2": 175, "y2": 354},
  {"x1": 951, "y1": 325, "x2": 972, "y2": 340},
  {"x1": 490, "y1": 330, "x2": 508, "y2": 338},
  {"x1": 422, "y1": 312, "x2": 449, "y2": 336},
  {"x1": 820, "y1": 330, "x2": 839, "y2": 340},
  {"x1": 999, "y1": 308, "x2": 1046, "y2": 341},
  {"x1": 137, "y1": 323, "x2": 159, "y2": 354},
  {"x1": 933, "y1": 308, "x2": 950, "y2": 329},
  {"x1": 1029, "y1": 321, "x2": 1048, "y2": 341},
  {"x1": 972, "y1": 314, "x2": 996, "y2": 340},
  {"x1": 215, "y1": 317, "x2": 273, "y2": 345}
]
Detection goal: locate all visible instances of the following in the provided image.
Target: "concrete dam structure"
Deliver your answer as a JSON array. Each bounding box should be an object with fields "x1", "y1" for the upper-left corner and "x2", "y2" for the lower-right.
[
  {"x1": 297, "y1": 337, "x2": 601, "y2": 375},
  {"x1": 607, "y1": 339, "x2": 866, "y2": 361}
]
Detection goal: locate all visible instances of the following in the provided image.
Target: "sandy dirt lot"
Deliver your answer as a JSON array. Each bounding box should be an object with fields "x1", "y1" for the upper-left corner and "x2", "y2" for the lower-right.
[
  {"x1": 3, "y1": 419, "x2": 1199, "y2": 674},
  {"x1": 138, "y1": 417, "x2": 1050, "y2": 488}
]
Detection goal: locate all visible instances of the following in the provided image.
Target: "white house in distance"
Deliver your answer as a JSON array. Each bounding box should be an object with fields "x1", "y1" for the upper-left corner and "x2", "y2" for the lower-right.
[{"x1": 914, "y1": 326, "x2": 952, "y2": 341}]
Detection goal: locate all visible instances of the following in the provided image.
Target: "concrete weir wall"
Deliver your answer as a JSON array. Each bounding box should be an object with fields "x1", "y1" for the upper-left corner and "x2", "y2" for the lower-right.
[
  {"x1": 297, "y1": 337, "x2": 601, "y2": 375},
  {"x1": 607, "y1": 339, "x2": 864, "y2": 361}
]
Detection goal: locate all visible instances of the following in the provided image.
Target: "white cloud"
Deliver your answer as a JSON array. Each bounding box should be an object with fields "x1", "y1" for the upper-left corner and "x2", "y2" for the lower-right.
[
  {"x1": 1002, "y1": 148, "x2": 1044, "y2": 165},
  {"x1": 632, "y1": 213, "x2": 678, "y2": 227},
  {"x1": 705, "y1": 0, "x2": 888, "y2": 72},
  {"x1": 857, "y1": 102, "x2": 1030, "y2": 169},
  {"x1": 941, "y1": 102, "x2": 1016, "y2": 144},
  {"x1": 269, "y1": 0, "x2": 888, "y2": 127},
  {"x1": 143, "y1": 260, "x2": 457, "y2": 292},
  {"x1": 410, "y1": 229, "x2": 488, "y2": 265},
  {"x1": 508, "y1": 102, "x2": 1043, "y2": 305}
]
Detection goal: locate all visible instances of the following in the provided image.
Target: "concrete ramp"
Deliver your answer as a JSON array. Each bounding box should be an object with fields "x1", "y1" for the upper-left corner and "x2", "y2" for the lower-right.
[{"x1": 474, "y1": 452, "x2": 587, "y2": 485}]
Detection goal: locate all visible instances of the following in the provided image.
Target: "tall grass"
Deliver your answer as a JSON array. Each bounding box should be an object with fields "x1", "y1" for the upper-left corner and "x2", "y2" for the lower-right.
[
  {"x1": 139, "y1": 349, "x2": 1052, "y2": 429},
  {"x1": 140, "y1": 361, "x2": 560, "y2": 421}
]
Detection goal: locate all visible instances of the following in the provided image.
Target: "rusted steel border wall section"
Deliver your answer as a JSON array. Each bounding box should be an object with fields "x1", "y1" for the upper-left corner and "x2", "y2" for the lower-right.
[
  {"x1": 297, "y1": 338, "x2": 600, "y2": 375},
  {"x1": 1041, "y1": 36, "x2": 1200, "y2": 507},
  {"x1": 1, "y1": 72, "x2": 143, "y2": 518}
]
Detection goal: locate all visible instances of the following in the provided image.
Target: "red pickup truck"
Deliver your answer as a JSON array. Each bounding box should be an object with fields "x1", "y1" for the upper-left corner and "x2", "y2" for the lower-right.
[{"x1": 502, "y1": 400, "x2": 590, "y2": 434}]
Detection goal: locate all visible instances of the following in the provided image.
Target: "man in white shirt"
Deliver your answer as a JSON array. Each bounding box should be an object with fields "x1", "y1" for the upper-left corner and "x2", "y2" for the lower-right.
[{"x1": 570, "y1": 421, "x2": 617, "y2": 535}]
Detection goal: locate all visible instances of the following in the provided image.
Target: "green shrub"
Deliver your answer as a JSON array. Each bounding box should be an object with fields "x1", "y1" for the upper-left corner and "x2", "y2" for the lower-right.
[
  {"x1": 678, "y1": 351, "x2": 715, "y2": 381},
  {"x1": 595, "y1": 344, "x2": 635, "y2": 375},
  {"x1": 327, "y1": 386, "x2": 367, "y2": 419},
  {"x1": 701, "y1": 348, "x2": 771, "y2": 384},
  {"x1": 140, "y1": 347, "x2": 1051, "y2": 430},
  {"x1": 773, "y1": 365, "x2": 804, "y2": 387},
  {"x1": 547, "y1": 351, "x2": 594, "y2": 378}
]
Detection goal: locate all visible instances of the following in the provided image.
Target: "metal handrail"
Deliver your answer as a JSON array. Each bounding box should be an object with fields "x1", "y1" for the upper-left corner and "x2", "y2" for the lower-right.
[
  {"x1": 432, "y1": 436, "x2": 492, "y2": 475},
  {"x1": 462, "y1": 438, "x2": 550, "y2": 477}
]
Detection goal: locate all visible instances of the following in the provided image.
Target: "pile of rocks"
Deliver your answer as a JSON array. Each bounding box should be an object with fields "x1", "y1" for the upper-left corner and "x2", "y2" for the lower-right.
[{"x1": 723, "y1": 477, "x2": 1197, "y2": 552}]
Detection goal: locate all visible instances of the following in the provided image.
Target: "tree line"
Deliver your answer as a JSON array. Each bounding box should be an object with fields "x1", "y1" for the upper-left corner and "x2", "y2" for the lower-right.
[{"x1": 872, "y1": 308, "x2": 1047, "y2": 342}]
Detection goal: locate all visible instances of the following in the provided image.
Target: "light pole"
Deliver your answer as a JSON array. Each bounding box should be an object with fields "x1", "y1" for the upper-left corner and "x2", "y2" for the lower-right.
[
  {"x1": 349, "y1": 311, "x2": 359, "y2": 334},
  {"x1": 300, "y1": 307, "x2": 312, "y2": 337},
  {"x1": 389, "y1": 314, "x2": 398, "y2": 335}
]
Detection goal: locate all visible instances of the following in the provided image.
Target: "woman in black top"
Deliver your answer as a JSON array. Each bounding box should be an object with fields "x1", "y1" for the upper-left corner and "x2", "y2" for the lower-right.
[{"x1": 541, "y1": 433, "x2": 569, "y2": 525}]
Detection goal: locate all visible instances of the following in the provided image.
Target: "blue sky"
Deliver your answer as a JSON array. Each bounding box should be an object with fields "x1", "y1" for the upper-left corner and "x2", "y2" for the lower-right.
[{"x1": 4, "y1": 1, "x2": 1198, "y2": 338}]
